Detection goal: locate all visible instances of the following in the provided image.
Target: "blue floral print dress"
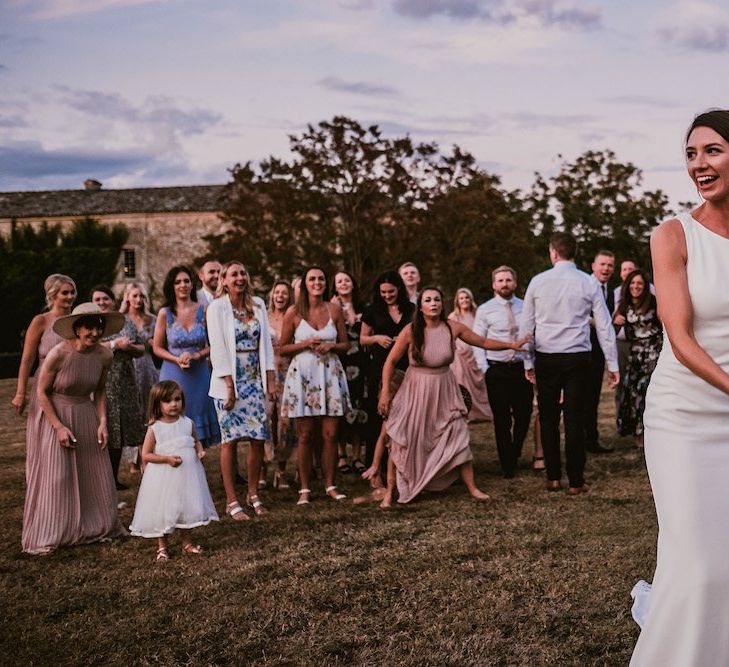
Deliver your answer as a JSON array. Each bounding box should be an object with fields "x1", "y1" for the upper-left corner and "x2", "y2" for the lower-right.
[{"x1": 214, "y1": 317, "x2": 270, "y2": 442}]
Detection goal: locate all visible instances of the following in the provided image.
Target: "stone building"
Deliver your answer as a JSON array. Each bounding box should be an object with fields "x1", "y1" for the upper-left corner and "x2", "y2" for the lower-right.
[{"x1": 0, "y1": 179, "x2": 228, "y2": 303}]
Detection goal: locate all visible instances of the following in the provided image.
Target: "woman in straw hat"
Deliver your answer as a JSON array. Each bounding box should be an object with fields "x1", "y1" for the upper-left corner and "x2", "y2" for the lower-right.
[{"x1": 22, "y1": 303, "x2": 126, "y2": 555}]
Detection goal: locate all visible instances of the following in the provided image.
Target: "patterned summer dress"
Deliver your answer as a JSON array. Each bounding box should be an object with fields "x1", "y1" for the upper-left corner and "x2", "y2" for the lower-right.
[
  {"x1": 132, "y1": 316, "x2": 159, "y2": 418},
  {"x1": 213, "y1": 317, "x2": 270, "y2": 442},
  {"x1": 282, "y1": 318, "x2": 350, "y2": 418}
]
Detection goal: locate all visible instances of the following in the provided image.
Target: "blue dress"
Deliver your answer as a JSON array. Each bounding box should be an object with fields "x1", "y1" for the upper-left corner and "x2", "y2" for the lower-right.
[
  {"x1": 159, "y1": 305, "x2": 220, "y2": 448},
  {"x1": 213, "y1": 317, "x2": 270, "y2": 442}
]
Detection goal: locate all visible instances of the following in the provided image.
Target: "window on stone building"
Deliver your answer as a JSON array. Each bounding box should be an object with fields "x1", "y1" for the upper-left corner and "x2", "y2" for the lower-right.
[{"x1": 123, "y1": 248, "x2": 136, "y2": 278}]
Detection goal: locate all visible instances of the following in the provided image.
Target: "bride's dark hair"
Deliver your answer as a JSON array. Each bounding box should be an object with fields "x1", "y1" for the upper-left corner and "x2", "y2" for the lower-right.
[{"x1": 686, "y1": 109, "x2": 729, "y2": 144}]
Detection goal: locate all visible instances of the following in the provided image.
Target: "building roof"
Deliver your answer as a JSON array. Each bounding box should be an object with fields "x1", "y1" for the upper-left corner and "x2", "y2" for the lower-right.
[{"x1": 0, "y1": 184, "x2": 226, "y2": 219}]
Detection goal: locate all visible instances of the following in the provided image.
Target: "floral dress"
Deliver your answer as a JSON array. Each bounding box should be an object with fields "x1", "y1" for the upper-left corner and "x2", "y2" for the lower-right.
[
  {"x1": 132, "y1": 316, "x2": 159, "y2": 420},
  {"x1": 617, "y1": 305, "x2": 663, "y2": 436},
  {"x1": 339, "y1": 317, "x2": 369, "y2": 435},
  {"x1": 267, "y1": 322, "x2": 297, "y2": 461},
  {"x1": 104, "y1": 316, "x2": 145, "y2": 451},
  {"x1": 213, "y1": 317, "x2": 270, "y2": 442},
  {"x1": 282, "y1": 318, "x2": 350, "y2": 417}
]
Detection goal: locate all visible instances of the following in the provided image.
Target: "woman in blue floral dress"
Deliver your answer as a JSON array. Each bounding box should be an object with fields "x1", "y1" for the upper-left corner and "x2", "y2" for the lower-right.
[
  {"x1": 207, "y1": 261, "x2": 275, "y2": 519},
  {"x1": 153, "y1": 266, "x2": 220, "y2": 449},
  {"x1": 614, "y1": 269, "x2": 663, "y2": 445}
]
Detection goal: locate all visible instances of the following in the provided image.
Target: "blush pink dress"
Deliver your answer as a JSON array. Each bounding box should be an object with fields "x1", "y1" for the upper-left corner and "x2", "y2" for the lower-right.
[
  {"x1": 449, "y1": 312, "x2": 492, "y2": 422},
  {"x1": 386, "y1": 323, "x2": 473, "y2": 503},
  {"x1": 22, "y1": 343, "x2": 123, "y2": 555}
]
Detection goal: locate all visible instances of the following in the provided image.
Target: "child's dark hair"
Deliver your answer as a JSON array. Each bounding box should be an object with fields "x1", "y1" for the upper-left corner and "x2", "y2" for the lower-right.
[{"x1": 147, "y1": 380, "x2": 185, "y2": 424}]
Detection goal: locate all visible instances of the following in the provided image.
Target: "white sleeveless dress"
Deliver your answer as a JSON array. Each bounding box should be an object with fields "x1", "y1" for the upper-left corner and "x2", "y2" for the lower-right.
[
  {"x1": 281, "y1": 318, "x2": 350, "y2": 418},
  {"x1": 631, "y1": 213, "x2": 729, "y2": 666},
  {"x1": 129, "y1": 416, "x2": 219, "y2": 538}
]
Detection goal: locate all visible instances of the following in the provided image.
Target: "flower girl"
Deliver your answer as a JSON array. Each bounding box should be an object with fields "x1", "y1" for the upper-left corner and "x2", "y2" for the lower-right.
[{"x1": 130, "y1": 380, "x2": 219, "y2": 561}]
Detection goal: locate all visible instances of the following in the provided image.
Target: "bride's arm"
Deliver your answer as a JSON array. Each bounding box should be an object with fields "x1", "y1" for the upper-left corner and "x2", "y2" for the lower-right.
[{"x1": 653, "y1": 218, "x2": 729, "y2": 395}]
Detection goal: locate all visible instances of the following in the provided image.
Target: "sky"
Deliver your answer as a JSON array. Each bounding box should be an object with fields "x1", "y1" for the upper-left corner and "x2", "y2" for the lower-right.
[{"x1": 1, "y1": 0, "x2": 727, "y2": 208}]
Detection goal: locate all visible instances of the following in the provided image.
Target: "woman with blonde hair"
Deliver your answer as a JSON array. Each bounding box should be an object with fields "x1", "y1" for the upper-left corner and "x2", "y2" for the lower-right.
[
  {"x1": 12, "y1": 274, "x2": 77, "y2": 416},
  {"x1": 448, "y1": 288, "x2": 492, "y2": 422},
  {"x1": 207, "y1": 261, "x2": 275, "y2": 520},
  {"x1": 267, "y1": 280, "x2": 297, "y2": 489}
]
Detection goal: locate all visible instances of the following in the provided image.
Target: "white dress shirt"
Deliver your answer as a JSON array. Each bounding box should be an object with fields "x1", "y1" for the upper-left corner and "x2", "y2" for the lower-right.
[
  {"x1": 197, "y1": 287, "x2": 215, "y2": 307},
  {"x1": 473, "y1": 295, "x2": 526, "y2": 373},
  {"x1": 519, "y1": 260, "x2": 618, "y2": 371}
]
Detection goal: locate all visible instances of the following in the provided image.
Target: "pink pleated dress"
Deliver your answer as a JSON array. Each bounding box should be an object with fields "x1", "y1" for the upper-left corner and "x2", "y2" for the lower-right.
[
  {"x1": 22, "y1": 342, "x2": 124, "y2": 555},
  {"x1": 386, "y1": 323, "x2": 473, "y2": 503}
]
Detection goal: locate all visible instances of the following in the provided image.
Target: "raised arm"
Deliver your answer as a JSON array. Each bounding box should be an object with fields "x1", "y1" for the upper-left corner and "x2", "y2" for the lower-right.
[
  {"x1": 451, "y1": 319, "x2": 528, "y2": 351},
  {"x1": 653, "y1": 219, "x2": 729, "y2": 395}
]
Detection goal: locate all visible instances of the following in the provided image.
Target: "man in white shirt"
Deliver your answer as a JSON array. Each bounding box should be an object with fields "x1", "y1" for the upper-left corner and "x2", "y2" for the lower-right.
[
  {"x1": 196, "y1": 260, "x2": 222, "y2": 306},
  {"x1": 585, "y1": 250, "x2": 616, "y2": 454},
  {"x1": 473, "y1": 265, "x2": 533, "y2": 478},
  {"x1": 520, "y1": 233, "x2": 619, "y2": 495},
  {"x1": 398, "y1": 262, "x2": 420, "y2": 304}
]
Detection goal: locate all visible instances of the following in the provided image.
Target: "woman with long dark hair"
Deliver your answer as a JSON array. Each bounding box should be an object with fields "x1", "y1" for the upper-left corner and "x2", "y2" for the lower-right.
[
  {"x1": 613, "y1": 270, "x2": 662, "y2": 445},
  {"x1": 280, "y1": 266, "x2": 350, "y2": 505},
  {"x1": 153, "y1": 266, "x2": 220, "y2": 449},
  {"x1": 377, "y1": 286, "x2": 527, "y2": 508},
  {"x1": 360, "y1": 271, "x2": 415, "y2": 486}
]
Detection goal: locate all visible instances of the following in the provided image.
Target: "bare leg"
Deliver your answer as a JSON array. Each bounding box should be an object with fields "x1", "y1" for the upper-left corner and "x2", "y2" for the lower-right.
[
  {"x1": 379, "y1": 456, "x2": 397, "y2": 508},
  {"x1": 296, "y1": 417, "x2": 315, "y2": 503},
  {"x1": 459, "y1": 461, "x2": 490, "y2": 501},
  {"x1": 247, "y1": 439, "x2": 267, "y2": 513},
  {"x1": 156, "y1": 535, "x2": 169, "y2": 561},
  {"x1": 221, "y1": 440, "x2": 249, "y2": 520},
  {"x1": 322, "y1": 416, "x2": 342, "y2": 497}
]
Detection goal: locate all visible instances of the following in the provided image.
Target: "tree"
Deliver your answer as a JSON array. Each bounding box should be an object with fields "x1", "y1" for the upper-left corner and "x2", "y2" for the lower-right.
[
  {"x1": 527, "y1": 150, "x2": 670, "y2": 274},
  {"x1": 206, "y1": 116, "x2": 487, "y2": 295},
  {"x1": 1, "y1": 217, "x2": 128, "y2": 357}
]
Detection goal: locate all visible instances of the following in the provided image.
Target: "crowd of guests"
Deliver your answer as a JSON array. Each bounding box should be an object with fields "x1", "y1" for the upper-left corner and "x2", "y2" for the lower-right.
[{"x1": 12, "y1": 244, "x2": 657, "y2": 558}]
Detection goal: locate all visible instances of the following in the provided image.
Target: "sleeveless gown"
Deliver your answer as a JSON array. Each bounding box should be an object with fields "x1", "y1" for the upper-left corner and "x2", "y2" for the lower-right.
[
  {"x1": 386, "y1": 323, "x2": 473, "y2": 503},
  {"x1": 282, "y1": 318, "x2": 350, "y2": 417},
  {"x1": 22, "y1": 344, "x2": 123, "y2": 554},
  {"x1": 631, "y1": 213, "x2": 729, "y2": 665},
  {"x1": 449, "y1": 312, "x2": 493, "y2": 422}
]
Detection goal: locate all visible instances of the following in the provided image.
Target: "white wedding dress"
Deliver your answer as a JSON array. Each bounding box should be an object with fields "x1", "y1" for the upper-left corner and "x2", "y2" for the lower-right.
[{"x1": 631, "y1": 213, "x2": 729, "y2": 665}]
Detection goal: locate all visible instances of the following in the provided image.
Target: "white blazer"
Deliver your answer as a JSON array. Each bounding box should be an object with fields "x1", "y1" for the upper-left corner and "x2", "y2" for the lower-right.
[{"x1": 207, "y1": 294, "x2": 275, "y2": 400}]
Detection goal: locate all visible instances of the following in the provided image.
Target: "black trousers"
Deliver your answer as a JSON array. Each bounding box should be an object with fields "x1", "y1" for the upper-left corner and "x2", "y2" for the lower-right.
[
  {"x1": 485, "y1": 361, "x2": 533, "y2": 475},
  {"x1": 583, "y1": 347, "x2": 605, "y2": 449},
  {"x1": 535, "y1": 351, "x2": 591, "y2": 487}
]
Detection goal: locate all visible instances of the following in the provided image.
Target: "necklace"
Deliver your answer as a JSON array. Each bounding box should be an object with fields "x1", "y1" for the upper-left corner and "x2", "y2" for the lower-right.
[{"x1": 232, "y1": 306, "x2": 248, "y2": 319}]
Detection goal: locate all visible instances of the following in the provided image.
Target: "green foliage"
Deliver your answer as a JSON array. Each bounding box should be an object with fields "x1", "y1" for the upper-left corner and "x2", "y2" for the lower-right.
[
  {"x1": 0, "y1": 218, "x2": 128, "y2": 355},
  {"x1": 527, "y1": 150, "x2": 670, "y2": 273}
]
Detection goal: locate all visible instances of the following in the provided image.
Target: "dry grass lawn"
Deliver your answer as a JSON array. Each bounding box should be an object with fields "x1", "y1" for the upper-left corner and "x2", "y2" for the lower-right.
[{"x1": 0, "y1": 378, "x2": 656, "y2": 666}]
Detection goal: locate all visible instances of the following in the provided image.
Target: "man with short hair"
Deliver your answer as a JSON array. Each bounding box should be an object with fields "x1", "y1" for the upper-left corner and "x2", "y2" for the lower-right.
[
  {"x1": 398, "y1": 262, "x2": 420, "y2": 304},
  {"x1": 197, "y1": 260, "x2": 222, "y2": 306},
  {"x1": 584, "y1": 250, "x2": 616, "y2": 454},
  {"x1": 473, "y1": 265, "x2": 533, "y2": 478},
  {"x1": 520, "y1": 233, "x2": 618, "y2": 494}
]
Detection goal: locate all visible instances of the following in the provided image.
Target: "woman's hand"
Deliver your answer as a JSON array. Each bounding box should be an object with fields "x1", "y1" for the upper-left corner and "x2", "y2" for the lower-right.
[
  {"x1": 177, "y1": 352, "x2": 192, "y2": 369},
  {"x1": 167, "y1": 456, "x2": 183, "y2": 467},
  {"x1": 266, "y1": 375, "x2": 277, "y2": 402},
  {"x1": 55, "y1": 424, "x2": 77, "y2": 449},
  {"x1": 361, "y1": 464, "x2": 380, "y2": 481},
  {"x1": 114, "y1": 336, "x2": 132, "y2": 351},
  {"x1": 197, "y1": 449, "x2": 206, "y2": 461},
  {"x1": 11, "y1": 392, "x2": 26, "y2": 416},
  {"x1": 223, "y1": 388, "x2": 236, "y2": 411},
  {"x1": 512, "y1": 335, "x2": 531, "y2": 350},
  {"x1": 613, "y1": 313, "x2": 626, "y2": 327},
  {"x1": 304, "y1": 336, "x2": 322, "y2": 350},
  {"x1": 313, "y1": 341, "x2": 335, "y2": 355},
  {"x1": 97, "y1": 423, "x2": 108, "y2": 449},
  {"x1": 375, "y1": 335, "x2": 394, "y2": 349},
  {"x1": 378, "y1": 391, "x2": 392, "y2": 418}
]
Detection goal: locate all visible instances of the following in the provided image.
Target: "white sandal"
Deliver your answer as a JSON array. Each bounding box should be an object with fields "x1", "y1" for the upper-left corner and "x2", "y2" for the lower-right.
[
  {"x1": 297, "y1": 488, "x2": 311, "y2": 506},
  {"x1": 325, "y1": 485, "x2": 347, "y2": 501},
  {"x1": 226, "y1": 501, "x2": 250, "y2": 521}
]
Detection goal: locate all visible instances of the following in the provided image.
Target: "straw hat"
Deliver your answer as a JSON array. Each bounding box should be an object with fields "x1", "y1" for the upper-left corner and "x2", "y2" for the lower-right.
[{"x1": 53, "y1": 302, "x2": 125, "y2": 340}]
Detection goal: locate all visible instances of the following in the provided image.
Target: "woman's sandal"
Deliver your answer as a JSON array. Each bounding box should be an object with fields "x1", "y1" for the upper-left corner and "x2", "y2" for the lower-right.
[
  {"x1": 273, "y1": 469, "x2": 290, "y2": 490},
  {"x1": 182, "y1": 543, "x2": 203, "y2": 555},
  {"x1": 247, "y1": 494, "x2": 268, "y2": 516},
  {"x1": 297, "y1": 488, "x2": 311, "y2": 506},
  {"x1": 337, "y1": 457, "x2": 352, "y2": 474},
  {"x1": 325, "y1": 485, "x2": 347, "y2": 501},
  {"x1": 226, "y1": 501, "x2": 250, "y2": 521},
  {"x1": 351, "y1": 458, "x2": 366, "y2": 474},
  {"x1": 155, "y1": 547, "x2": 169, "y2": 563}
]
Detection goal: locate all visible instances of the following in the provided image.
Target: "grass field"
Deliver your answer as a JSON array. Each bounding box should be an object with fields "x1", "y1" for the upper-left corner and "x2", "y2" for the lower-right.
[{"x1": 0, "y1": 377, "x2": 656, "y2": 666}]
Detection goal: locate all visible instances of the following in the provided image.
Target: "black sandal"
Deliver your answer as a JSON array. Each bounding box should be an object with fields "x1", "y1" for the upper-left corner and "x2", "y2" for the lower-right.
[
  {"x1": 337, "y1": 458, "x2": 352, "y2": 474},
  {"x1": 352, "y1": 458, "x2": 366, "y2": 474}
]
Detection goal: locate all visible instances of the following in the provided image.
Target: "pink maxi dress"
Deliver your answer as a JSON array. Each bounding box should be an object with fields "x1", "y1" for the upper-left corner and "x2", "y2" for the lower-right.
[{"x1": 386, "y1": 323, "x2": 474, "y2": 503}]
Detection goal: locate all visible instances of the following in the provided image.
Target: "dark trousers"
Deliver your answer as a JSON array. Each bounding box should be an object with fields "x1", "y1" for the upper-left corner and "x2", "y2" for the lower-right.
[
  {"x1": 485, "y1": 361, "x2": 533, "y2": 475},
  {"x1": 535, "y1": 351, "x2": 590, "y2": 487},
  {"x1": 583, "y1": 347, "x2": 605, "y2": 449}
]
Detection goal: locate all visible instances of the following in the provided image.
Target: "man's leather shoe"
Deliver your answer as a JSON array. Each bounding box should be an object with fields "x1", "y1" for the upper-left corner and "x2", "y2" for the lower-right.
[
  {"x1": 545, "y1": 480, "x2": 561, "y2": 492},
  {"x1": 586, "y1": 443, "x2": 614, "y2": 454}
]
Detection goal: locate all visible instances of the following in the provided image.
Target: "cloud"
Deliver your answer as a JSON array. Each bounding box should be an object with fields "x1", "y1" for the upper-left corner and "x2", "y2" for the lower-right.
[
  {"x1": 392, "y1": 0, "x2": 601, "y2": 30},
  {"x1": 318, "y1": 76, "x2": 400, "y2": 97},
  {"x1": 660, "y1": 24, "x2": 729, "y2": 52},
  {"x1": 0, "y1": 140, "x2": 150, "y2": 178},
  {"x1": 11, "y1": 0, "x2": 169, "y2": 20},
  {"x1": 604, "y1": 94, "x2": 676, "y2": 109},
  {"x1": 507, "y1": 111, "x2": 596, "y2": 129},
  {"x1": 339, "y1": 0, "x2": 375, "y2": 9},
  {"x1": 0, "y1": 113, "x2": 27, "y2": 128}
]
